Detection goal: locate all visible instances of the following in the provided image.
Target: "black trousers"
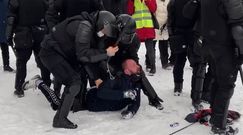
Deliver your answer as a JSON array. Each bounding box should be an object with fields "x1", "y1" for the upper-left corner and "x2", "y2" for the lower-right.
[
  {"x1": 14, "y1": 46, "x2": 51, "y2": 90},
  {"x1": 145, "y1": 39, "x2": 156, "y2": 69},
  {"x1": 40, "y1": 48, "x2": 83, "y2": 118},
  {"x1": 0, "y1": 42, "x2": 10, "y2": 66},
  {"x1": 173, "y1": 52, "x2": 188, "y2": 83},
  {"x1": 172, "y1": 33, "x2": 194, "y2": 83},
  {"x1": 158, "y1": 40, "x2": 175, "y2": 66},
  {"x1": 86, "y1": 75, "x2": 141, "y2": 112},
  {"x1": 86, "y1": 87, "x2": 141, "y2": 112},
  {"x1": 14, "y1": 26, "x2": 51, "y2": 90},
  {"x1": 203, "y1": 43, "x2": 237, "y2": 129}
]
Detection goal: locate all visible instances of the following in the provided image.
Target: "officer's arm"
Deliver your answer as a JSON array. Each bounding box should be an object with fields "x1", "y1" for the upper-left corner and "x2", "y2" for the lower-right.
[
  {"x1": 167, "y1": 0, "x2": 175, "y2": 36},
  {"x1": 69, "y1": 21, "x2": 108, "y2": 63},
  {"x1": 221, "y1": 0, "x2": 243, "y2": 59},
  {"x1": 5, "y1": 0, "x2": 18, "y2": 42},
  {"x1": 128, "y1": 35, "x2": 140, "y2": 63},
  {"x1": 45, "y1": 0, "x2": 63, "y2": 30}
]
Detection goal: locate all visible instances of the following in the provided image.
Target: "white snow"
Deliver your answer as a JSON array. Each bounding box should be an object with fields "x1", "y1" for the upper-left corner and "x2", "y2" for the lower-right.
[{"x1": 0, "y1": 45, "x2": 242, "y2": 135}]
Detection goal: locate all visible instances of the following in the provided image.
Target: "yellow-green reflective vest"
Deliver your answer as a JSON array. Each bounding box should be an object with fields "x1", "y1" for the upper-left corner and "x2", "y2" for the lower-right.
[{"x1": 132, "y1": 0, "x2": 154, "y2": 29}]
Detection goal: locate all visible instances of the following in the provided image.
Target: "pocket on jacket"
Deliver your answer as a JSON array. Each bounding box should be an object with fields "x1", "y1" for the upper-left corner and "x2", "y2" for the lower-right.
[{"x1": 169, "y1": 35, "x2": 187, "y2": 53}]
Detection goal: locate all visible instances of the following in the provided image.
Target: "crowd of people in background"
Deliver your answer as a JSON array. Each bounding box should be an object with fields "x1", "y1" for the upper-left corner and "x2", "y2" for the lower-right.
[{"x1": 0, "y1": 0, "x2": 242, "y2": 134}]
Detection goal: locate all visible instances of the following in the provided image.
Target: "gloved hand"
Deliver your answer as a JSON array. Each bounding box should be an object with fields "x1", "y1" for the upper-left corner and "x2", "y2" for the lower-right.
[
  {"x1": 232, "y1": 25, "x2": 243, "y2": 64},
  {"x1": 234, "y1": 47, "x2": 243, "y2": 64}
]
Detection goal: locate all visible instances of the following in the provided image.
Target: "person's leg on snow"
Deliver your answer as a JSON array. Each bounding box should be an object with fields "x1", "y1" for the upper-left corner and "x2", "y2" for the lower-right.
[
  {"x1": 121, "y1": 88, "x2": 141, "y2": 119},
  {"x1": 190, "y1": 63, "x2": 206, "y2": 111},
  {"x1": 159, "y1": 40, "x2": 173, "y2": 70},
  {"x1": 145, "y1": 39, "x2": 156, "y2": 75},
  {"x1": 207, "y1": 45, "x2": 238, "y2": 134},
  {"x1": 139, "y1": 71, "x2": 163, "y2": 110},
  {"x1": 173, "y1": 52, "x2": 187, "y2": 96},
  {"x1": 22, "y1": 75, "x2": 61, "y2": 110},
  {"x1": 40, "y1": 48, "x2": 82, "y2": 129},
  {"x1": 0, "y1": 42, "x2": 14, "y2": 72},
  {"x1": 201, "y1": 66, "x2": 214, "y2": 104},
  {"x1": 14, "y1": 48, "x2": 32, "y2": 98},
  {"x1": 50, "y1": 63, "x2": 82, "y2": 129}
]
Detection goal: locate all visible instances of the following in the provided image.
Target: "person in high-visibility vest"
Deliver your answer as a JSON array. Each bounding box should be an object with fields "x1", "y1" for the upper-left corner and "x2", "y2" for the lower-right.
[{"x1": 127, "y1": 0, "x2": 157, "y2": 75}]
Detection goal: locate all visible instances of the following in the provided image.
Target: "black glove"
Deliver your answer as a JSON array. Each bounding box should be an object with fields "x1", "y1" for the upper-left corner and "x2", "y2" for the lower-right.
[
  {"x1": 234, "y1": 47, "x2": 243, "y2": 64},
  {"x1": 232, "y1": 25, "x2": 243, "y2": 64}
]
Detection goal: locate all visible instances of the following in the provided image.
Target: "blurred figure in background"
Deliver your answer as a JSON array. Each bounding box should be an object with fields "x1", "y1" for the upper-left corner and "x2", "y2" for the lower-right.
[
  {"x1": 0, "y1": 0, "x2": 14, "y2": 72},
  {"x1": 6, "y1": 0, "x2": 51, "y2": 97},
  {"x1": 154, "y1": 0, "x2": 174, "y2": 70},
  {"x1": 128, "y1": 0, "x2": 157, "y2": 76}
]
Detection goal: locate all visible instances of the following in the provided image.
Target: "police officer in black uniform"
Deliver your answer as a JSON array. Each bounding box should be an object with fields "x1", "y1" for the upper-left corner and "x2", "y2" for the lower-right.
[
  {"x1": 6, "y1": 0, "x2": 51, "y2": 97},
  {"x1": 45, "y1": 0, "x2": 104, "y2": 97},
  {"x1": 167, "y1": 0, "x2": 195, "y2": 96},
  {"x1": 185, "y1": 0, "x2": 243, "y2": 134},
  {"x1": 39, "y1": 11, "x2": 118, "y2": 129},
  {"x1": 200, "y1": 0, "x2": 242, "y2": 134}
]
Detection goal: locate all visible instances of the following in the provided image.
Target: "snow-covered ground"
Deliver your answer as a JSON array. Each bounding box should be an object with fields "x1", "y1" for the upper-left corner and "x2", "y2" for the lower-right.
[{"x1": 0, "y1": 45, "x2": 242, "y2": 135}]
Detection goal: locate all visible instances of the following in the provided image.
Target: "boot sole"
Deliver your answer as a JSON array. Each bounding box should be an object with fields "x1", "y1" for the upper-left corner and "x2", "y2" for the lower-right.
[{"x1": 53, "y1": 124, "x2": 78, "y2": 129}]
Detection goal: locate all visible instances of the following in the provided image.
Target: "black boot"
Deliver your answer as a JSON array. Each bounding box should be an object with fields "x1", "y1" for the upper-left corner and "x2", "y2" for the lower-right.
[
  {"x1": 192, "y1": 100, "x2": 203, "y2": 112},
  {"x1": 4, "y1": 65, "x2": 14, "y2": 72},
  {"x1": 53, "y1": 113, "x2": 77, "y2": 129},
  {"x1": 149, "y1": 98, "x2": 164, "y2": 110},
  {"x1": 53, "y1": 86, "x2": 79, "y2": 129},
  {"x1": 211, "y1": 126, "x2": 238, "y2": 135},
  {"x1": 148, "y1": 67, "x2": 156, "y2": 76},
  {"x1": 174, "y1": 83, "x2": 183, "y2": 96},
  {"x1": 201, "y1": 92, "x2": 211, "y2": 104},
  {"x1": 14, "y1": 89, "x2": 24, "y2": 98}
]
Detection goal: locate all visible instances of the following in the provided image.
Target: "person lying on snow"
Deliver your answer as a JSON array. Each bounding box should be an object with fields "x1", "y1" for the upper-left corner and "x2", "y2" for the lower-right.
[{"x1": 22, "y1": 59, "x2": 142, "y2": 119}]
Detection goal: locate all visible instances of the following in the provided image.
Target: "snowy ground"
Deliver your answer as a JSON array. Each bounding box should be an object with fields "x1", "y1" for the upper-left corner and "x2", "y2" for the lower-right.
[{"x1": 0, "y1": 44, "x2": 242, "y2": 135}]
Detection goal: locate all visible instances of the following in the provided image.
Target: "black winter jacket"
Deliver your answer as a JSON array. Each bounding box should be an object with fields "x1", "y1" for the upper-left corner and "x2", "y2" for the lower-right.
[
  {"x1": 45, "y1": 0, "x2": 103, "y2": 30},
  {"x1": 42, "y1": 12, "x2": 108, "y2": 67}
]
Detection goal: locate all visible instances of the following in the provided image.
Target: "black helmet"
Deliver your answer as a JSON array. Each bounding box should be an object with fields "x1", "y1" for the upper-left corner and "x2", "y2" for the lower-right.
[
  {"x1": 96, "y1": 11, "x2": 117, "y2": 37},
  {"x1": 116, "y1": 14, "x2": 136, "y2": 44}
]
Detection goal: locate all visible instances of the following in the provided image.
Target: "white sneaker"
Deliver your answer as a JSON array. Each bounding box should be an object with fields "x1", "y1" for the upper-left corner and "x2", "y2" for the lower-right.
[{"x1": 22, "y1": 75, "x2": 42, "y2": 90}]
